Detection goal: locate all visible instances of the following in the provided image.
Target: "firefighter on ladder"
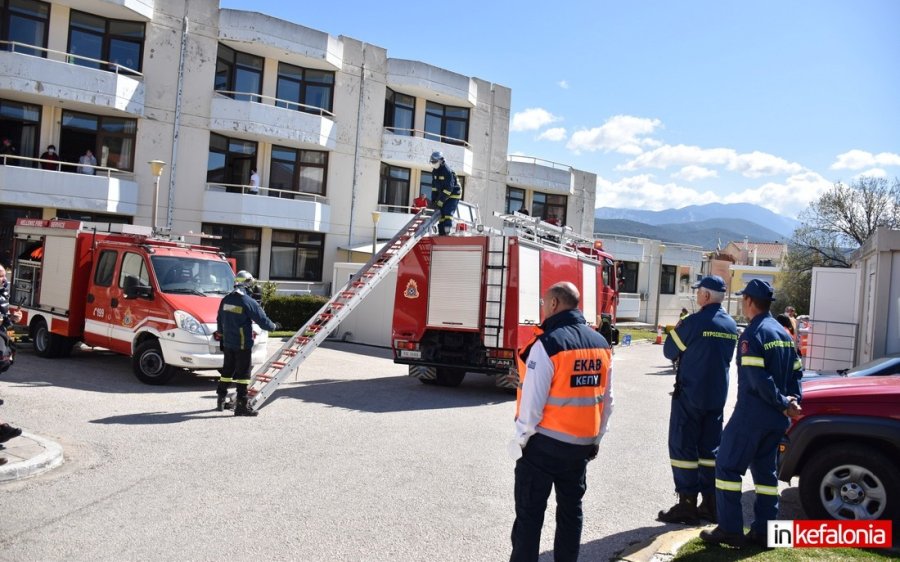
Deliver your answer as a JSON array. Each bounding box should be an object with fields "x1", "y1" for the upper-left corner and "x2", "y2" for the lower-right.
[
  {"x1": 213, "y1": 271, "x2": 277, "y2": 416},
  {"x1": 429, "y1": 151, "x2": 461, "y2": 235}
]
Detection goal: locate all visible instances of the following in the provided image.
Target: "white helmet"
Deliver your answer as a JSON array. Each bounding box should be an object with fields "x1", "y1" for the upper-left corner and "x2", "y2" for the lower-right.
[{"x1": 234, "y1": 270, "x2": 255, "y2": 288}]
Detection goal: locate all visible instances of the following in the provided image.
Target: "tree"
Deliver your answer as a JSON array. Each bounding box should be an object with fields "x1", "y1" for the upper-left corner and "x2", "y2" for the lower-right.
[{"x1": 781, "y1": 176, "x2": 900, "y2": 314}]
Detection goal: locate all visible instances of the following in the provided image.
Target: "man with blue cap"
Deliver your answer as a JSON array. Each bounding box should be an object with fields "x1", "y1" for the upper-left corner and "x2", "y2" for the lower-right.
[
  {"x1": 700, "y1": 279, "x2": 803, "y2": 548},
  {"x1": 658, "y1": 275, "x2": 738, "y2": 525}
]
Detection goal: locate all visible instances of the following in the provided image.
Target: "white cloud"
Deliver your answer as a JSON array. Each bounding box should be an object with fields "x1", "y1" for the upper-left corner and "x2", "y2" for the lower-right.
[
  {"x1": 566, "y1": 115, "x2": 662, "y2": 155},
  {"x1": 511, "y1": 108, "x2": 561, "y2": 132},
  {"x1": 617, "y1": 144, "x2": 803, "y2": 178},
  {"x1": 854, "y1": 168, "x2": 887, "y2": 179},
  {"x1": 831, "y1": 150, "x2": 900, "y2": 170},
  {"x1": 672, "y1": 165, "x2": 718, "y2": 182},
  {"x1": 596, "y1": 171, "x2": 832, "y2": 216},
  {"x1": 537, "y1": 127, "x2": 567, "y2": 142},
  {"x1": 557, "y1": 80, "x2": 569, "y2": 89}
]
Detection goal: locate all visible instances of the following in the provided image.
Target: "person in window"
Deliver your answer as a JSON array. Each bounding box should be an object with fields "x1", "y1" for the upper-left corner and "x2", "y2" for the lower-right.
[
  {"x1": 40, "y1": 145, "x2": 61, "y2": 171},
  {"x1": 78, "y1": 149, "x2": 97, "y2": 175},
  {"x1": 0, "y1": 138, "x2": 17, "y2": 165},
  {"x1": 249, "y1": 168, "x2": 260, "y2": 194},
  {"x1": 412, "y1": 192, "x2": 429, "y2": 212},
  {"x1": 429, "y1": 151, "x2": 461, "y2": 235},
  {"x1": 545, "y1": 215, "x2": 561, "y2": 226},
  {"x1": 517, "y1": 207, "x2": 530, "y2": 216}
]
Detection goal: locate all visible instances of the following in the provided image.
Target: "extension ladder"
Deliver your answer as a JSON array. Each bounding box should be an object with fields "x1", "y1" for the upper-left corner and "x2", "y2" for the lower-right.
[{"x1": 244, "y1": 209, "x2": 440, "y2": 411}]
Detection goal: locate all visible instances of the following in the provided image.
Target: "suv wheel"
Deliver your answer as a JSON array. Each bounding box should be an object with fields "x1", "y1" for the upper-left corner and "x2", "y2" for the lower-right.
[{"x1": 799, "y1": 444, "x2": 899, "y2": 520}]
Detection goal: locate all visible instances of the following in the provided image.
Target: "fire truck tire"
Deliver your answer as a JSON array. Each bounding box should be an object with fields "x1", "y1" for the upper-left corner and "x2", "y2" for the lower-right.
[
  {"x1": 433, "y1": 367, "x2": 466, "y2": 387},
  {"x1": 31, "y1": 318, "x2": 68, "y2": 359},
  {"x1": 133, "y1": 340, "x2": 177, "y2": 385}
]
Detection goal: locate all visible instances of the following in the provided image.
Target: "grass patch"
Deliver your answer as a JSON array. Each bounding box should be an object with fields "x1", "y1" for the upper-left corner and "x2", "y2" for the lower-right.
[
  {"x1": 675, "y1": 537, "x2": 896, "y2": 561},
  {"x1": 620, "y1": 328, "x2": 662, "y2": 342}
]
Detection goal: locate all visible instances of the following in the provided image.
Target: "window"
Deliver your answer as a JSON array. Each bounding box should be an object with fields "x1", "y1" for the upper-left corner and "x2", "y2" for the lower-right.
[
  {"x1": 617, "y1": 261, "x2": 639, "y2": 293},
  {"x1": 505, "y1": 187, "x2": 526, "y2": 214},
  {"x1": 424, "y1": 101, "x2": 469, "y2": 145},
  {"x1": 1, "y1": 0, "x2": 50, "y2": 57},
  {"x1": 384, "y1": 88, "x2": 414, "y2": 135},
  {"x1": 0, "y1": 98, "x2": 41, "y2": 164},
  {"x1": 269, "y1": 146, "x2": 328, "y2": 198},
  {"x1": 532, "y1": 192, "x2": 567, "y2": 225},
  {"x1": 68, "y1": 10, "x2": 144, "y2": 74},
  {"x1": 275, "y1": 62, "x2": 334, "y2": 115},
  {"x1": 214, "y1": 44, "x2": 263, "y2": 102},
  {"x1": 379, "y1": 164, "x2": 410, "y2": 212},
  {"x1": 93, "y1": 250, "x2": 117, "y2": 287},
  {"x1": 200, "y1": 223, "x2": 261, "y2": 275},
  {"x1": 60, "y1": 110, "x2": 137, "y2": 171},
  {"x1": 0, "y1": 204, "x2": 40, "y2": 265},
  {"x1": 55, "y1": 210, "x2": 131, "y2": 224},
  {"x1": 660, "y1": 265, "x2": 676, "y2": 295},
  {"x1": 119, "y1": 252, "x2": 149, "y2": 287},
  {"x1": 270, "y1": 230, "x2": 324, "y2": 281},
  {"x1": 207, "y1": 133, "x2": 257, "y2": 192},
  {"x1": 420, "y1": 171, "x2": 465, "y2": 202}
]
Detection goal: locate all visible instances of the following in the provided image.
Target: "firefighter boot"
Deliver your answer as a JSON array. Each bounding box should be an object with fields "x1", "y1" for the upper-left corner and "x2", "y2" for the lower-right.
[
  {"x1": 657, "y1": 493, "x2": 700, "y2": 525},
  {"x1": 234, "y1": 397, "x2": 258, "y2": 417},
  {"x1": 216, "y1": 395, "x2": 227, "y2": 411},
  {"x1": 697, "y1": 491, "x2": 717, "y2": 523}
]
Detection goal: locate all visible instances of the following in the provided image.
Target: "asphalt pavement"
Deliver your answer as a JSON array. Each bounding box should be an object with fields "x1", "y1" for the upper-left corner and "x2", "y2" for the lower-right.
[{"x1": 0, "y1": 338, "x2": 805, "y2": 561}]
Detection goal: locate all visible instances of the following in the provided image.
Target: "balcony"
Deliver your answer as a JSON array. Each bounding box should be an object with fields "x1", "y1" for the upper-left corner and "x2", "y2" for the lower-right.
[
  {"x1": 0, "y1": 155, "x2": 138, "y2": 215},
  {"x1": 201, "y1": 183, "x2": 329, "y2": 232},
  {"x1": 210, "y1": 92, "x2": 336, "y2": 150},
  {"x1": 218, "y1": 10, "x2": 342, "y2": 71},
  {"x1": 373, "y1": 201, "x2": 479, "y2": 239},
  {"x1": 0, "y1": 42, "x2": 144, "y2": 116},
  {"x1": 57, "y1": 0, "x2": 154, "y2": 20},
  {"x1": 386, "y1": 59, "x2": 476, "y2": 107},
  {"x1": 506, "y1": 156, "x2": 573, "y2": 195},
  {"x1": 381, "y1": 128, "x2": 473, "y2": 175}
]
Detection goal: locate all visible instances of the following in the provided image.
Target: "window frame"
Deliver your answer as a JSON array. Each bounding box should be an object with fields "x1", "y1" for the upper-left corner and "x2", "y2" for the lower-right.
[
  {"x1": 1, "y1": 0, "x2": 50, "y2": 57},
  {"x1": 269, "y1": 230, "x2": 324, "y2": 281},
  {"x1": 424, "y1": 100, "x2": 469, "y2": 145},
  {"x1": 268, "y1": 146, "x2": 328, "y2": 198},
  {"x1": 532, "y1": 192, "x2": 568, "y2": 225},
  {"x1": 215, "y1": 43, "x2": 264, "y2": 102},
  {"x1": 505, "y1": 187, "x2": 526, "y2": 214},
  {"x1": 200, "y1": 223, "x2": 261, "y2": 276},
  {"x1": 207, "y1": 132, "x2": 257, "y2": 191},
  {"x1": 119, "y1": 251, "x2": 149, "y2": 288},
  {"x1": 93, "y1": 250, "x2": 118, "y2": 287},
  {"x1": 660, "y1": 264, "x2": 677, "y2": 295},
  {"x1": 60, "y1": 109, "x2": 137, "y2": 171},
  {"x1": 67, "y1": 9, "x2": 144, "y2": 74},
  {"x1": 274, "y1": 61, "x2": 335, "y2": 115},
  {"x1": 379, "y1": 163, "x2": 411, "y2": 213},
  {"x1": 384, "y1": 88, "x2": 415, "y2": 135}
]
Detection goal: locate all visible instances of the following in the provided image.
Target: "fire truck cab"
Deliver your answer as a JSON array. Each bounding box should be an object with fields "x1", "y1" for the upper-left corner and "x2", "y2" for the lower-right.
[
  {"x1": 10, "y1": 219, "x2": 268, "y2": 384},
  {"x1": 391, "y1": 212, "x2": 618, "y2": 388}
]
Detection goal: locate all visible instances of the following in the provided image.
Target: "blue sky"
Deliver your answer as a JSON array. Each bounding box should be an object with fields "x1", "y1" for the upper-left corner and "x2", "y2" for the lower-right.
[{"x1": 220, "y1": 0, "x2": 899, "y2": 217}]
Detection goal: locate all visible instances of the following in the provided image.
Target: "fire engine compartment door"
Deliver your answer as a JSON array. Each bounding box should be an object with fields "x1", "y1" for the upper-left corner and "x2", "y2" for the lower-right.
[
  {"x1": 426, "y1": 245, "x2": 484, "y2": 330},
  {"x1": 38, "y1": 235, "x2": 77, "y2": 313},
  {"x1": 582, "y1": 262, "x2": 597, "y2": 326},
  {"x1": 518, "y1": 246, "x2": 541, "y2": 324}
]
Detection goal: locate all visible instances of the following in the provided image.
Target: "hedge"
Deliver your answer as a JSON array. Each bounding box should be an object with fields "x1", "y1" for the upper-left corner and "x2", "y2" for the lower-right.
[{"x1": 262, "y1": 294, "x2": 330, "y2": 332}]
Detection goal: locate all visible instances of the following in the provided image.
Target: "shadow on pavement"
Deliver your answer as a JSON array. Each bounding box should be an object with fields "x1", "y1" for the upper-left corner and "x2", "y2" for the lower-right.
[
  {"x1": 319, "y1": 340, "x2": 394, "y2": 360},
  {"x1": 89, "y1": 408, "x2": 224, "y2": 425},
  {"x1": 569, "y1": 525, "x2": 667, "y2": 561}
]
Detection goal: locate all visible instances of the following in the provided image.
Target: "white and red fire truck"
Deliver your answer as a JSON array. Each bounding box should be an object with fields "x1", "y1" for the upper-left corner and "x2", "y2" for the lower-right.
[
  {"x1": 391, "y1": 213, "x2": 618, "y2": 388},
  {"x1": 9, "y1": 218, "x2": 268, "y2": 384}
]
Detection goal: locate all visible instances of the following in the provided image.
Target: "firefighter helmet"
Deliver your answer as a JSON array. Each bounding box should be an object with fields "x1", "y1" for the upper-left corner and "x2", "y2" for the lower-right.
[
  {"x1": 234, "y1": 270, "x2": 255, "y2": 288},
  {"x1": 429, "y1": 151, "x2": 444, "y2": 164}
]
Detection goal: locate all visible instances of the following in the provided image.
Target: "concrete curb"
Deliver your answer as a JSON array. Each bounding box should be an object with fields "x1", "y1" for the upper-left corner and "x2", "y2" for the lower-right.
[
  {"x1": 616, "y1": 527, "x2": 704, "y2": 562},
  {"x1": 0, "y1": 431, "x2": 65, "y2": 483}
]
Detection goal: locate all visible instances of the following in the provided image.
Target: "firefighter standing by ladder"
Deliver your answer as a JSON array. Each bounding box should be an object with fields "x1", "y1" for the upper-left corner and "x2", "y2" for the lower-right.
[
  {"x1": 214, "y1": 271, "x2": 277, "y2": 416},
  {"x1": 429, "y1": 151, "x2": 461, "y2": 235}
]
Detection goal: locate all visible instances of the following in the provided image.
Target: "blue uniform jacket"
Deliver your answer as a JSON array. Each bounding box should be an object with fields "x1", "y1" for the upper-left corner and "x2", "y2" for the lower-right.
[
  {"x1": 732, "y1": 312, "x2": 803, "y2": 429},
  {"x1": 431, "y1": 162, "x2": 460, "y2": 205},
  {"x1": 217, "y1": 287, "x2": 276, "y2": 350},
  {"x1": 663, "y1": 303, "x2": 738, "y2": 410}
]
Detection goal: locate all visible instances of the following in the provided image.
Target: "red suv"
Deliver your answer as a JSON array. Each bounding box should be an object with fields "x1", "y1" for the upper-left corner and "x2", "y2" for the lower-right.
[{"x1": 778, "y1": 375, "x2": 900, "y2": 521}]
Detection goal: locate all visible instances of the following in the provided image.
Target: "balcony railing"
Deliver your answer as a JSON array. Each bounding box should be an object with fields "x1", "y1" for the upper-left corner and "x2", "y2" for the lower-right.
[
  {"x1": 384, "y1": 127, "x2": 471, "y2": 149},
  {"x1": 0, "y1": 40, "x2": 143, "y2": 77},
  {"x1": 213, "y1": 90, "x2": 334, "y2": 118},
  {"x1": 508, "y1": 154, "x2": 572, "y2": 171},
  {"x1": 0, "y1": 154, "x2": 120, "y2": 177},
  {"x1": 205, "y1": 182, "x2": 328, "y2": 204}
]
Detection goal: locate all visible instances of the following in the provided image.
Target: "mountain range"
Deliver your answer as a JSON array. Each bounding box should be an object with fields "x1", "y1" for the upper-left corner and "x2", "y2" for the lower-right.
[{"x1": 594, "y1": 203, "x2": 799, "y2": 249}]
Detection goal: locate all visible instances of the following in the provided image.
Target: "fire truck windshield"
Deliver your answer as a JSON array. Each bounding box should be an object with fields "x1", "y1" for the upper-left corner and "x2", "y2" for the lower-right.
[{"x1": 151, "y1": 256, "x2": 235, "y2": 296}]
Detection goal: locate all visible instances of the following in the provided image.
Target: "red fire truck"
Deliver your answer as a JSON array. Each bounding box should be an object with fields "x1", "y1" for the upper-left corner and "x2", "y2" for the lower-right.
[
  {"x1": 391, "y1": 213, "x2": 618, "y2": 388},
  {"x1": 9, "y1": 219, "x2": 268, "y2": 384}
]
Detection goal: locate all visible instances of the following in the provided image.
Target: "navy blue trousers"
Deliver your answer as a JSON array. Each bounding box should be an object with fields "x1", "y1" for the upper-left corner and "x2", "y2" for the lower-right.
[
  {"x1": 438, "y1": 197, "x2": 459, "y2": 235},
  {"x1": 510, "y1": 433, "x2": 594, "y2": 562},
  {"x1": 667, "y1": 395, "x2": 722, "y2": 495}
]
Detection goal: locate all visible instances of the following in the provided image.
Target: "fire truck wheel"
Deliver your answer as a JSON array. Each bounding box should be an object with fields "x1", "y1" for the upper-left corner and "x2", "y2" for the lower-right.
[
  {"x1": 133, "y1": 340, "x2": 177, "y2": 385},
  {"x1": 31, "y1": 318, "x2": 70, "y2": 359},
  {"x1": 433, "y1": 368, "x2": 466, "y2": 387}
]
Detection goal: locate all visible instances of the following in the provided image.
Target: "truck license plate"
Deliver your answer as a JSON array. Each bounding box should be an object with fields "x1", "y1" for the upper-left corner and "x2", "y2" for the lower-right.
[{"x1": 400, "y1": 350, "x2": 421, "y2": 359}]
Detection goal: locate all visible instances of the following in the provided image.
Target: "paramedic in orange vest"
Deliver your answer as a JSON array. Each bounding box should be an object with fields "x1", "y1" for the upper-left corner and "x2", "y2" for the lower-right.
[{"x1": 509, "y1": 282, "x2": 614, "y2": 562}]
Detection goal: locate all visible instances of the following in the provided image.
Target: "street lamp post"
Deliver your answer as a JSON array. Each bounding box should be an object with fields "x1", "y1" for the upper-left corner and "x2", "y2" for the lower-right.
[
  {"x1": 654, "y1": 244, "x2": 667, "y2": 326},
  {"x1": 148, "y1": 160, "x2": 166, "y2": 231},
  {"x1": 371, "y1": 210, "x2": 381, "y2": 256}
]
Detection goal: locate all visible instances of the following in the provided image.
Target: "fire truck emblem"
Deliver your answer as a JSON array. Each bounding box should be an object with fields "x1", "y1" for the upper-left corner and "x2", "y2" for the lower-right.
[
  {"x1": 122, "y1": 308, "x2": 134, "y2": 328},
  {"x1": 404, "y1": 279, "x2": 419, "y2": 299}
]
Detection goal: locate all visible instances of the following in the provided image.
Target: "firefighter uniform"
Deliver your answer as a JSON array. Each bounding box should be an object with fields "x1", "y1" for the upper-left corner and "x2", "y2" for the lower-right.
[
  {"x1": 714, "y1": 281, "x2": 802, "y2": 540},
  {"x1": 510, "y1": 308, "x2": 613, "y2": 562},
  {"x1": 431, "y1": 157, "x2": 461, "y2": 236},
  {"x1": 216, "y1": 273, "x2": 276, "y2": 416},
  {"x1": 661, "y1": 276, "x2": 737, "y2": 520}
]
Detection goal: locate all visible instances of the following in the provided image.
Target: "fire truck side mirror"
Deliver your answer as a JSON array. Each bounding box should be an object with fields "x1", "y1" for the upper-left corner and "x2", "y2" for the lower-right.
[{"x1": 123, "y1": 274, "x2": 153, "y2": 300}]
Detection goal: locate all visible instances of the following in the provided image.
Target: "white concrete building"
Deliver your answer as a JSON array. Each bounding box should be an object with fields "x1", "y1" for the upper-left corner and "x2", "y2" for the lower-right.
[{"x1": 0, "y1": 0, "x2": 610, "y2": 298}]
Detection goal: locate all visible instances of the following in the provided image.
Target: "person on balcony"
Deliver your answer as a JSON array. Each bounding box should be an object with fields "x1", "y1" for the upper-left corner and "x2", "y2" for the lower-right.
[
  {"x1": 40, "y1": 145, "x2": 61, "y2": 171},
  {"x1": 78, "y1": 149, "x2": 97, "y2": 175},
  {"x1": 412, "y1": 192, "x2": 429, "y2": 212},
  {"x1": 249, "y1": 168, "x2": 260, "y2": 194},
  {"x1": 0, "y1": 138, "x2": 17, "y2": 165}
]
